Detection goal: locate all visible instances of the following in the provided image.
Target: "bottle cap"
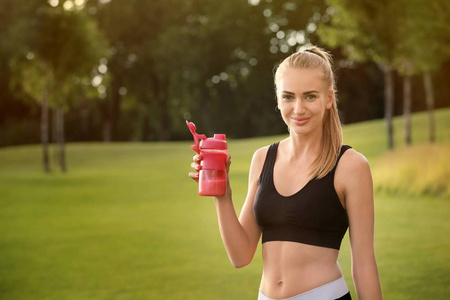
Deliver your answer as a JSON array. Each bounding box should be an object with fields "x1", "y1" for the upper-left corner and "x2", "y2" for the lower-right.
[
  {"x1": 186, "y1": 121, "x2": 227, "y2": 151},
  {"x1": 201, "y1": 136, "x2": 227, "y2": 150}
]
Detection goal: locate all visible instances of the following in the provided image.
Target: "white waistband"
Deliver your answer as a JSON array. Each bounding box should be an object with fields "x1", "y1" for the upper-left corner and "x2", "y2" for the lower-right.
[{"x1": 258, "y1": 277, "x2": 349, "y2": 300}]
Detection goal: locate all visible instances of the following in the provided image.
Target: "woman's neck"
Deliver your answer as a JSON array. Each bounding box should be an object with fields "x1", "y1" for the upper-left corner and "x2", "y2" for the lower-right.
[{"x1": 284, "y1": 131, "x2": 323, "y2": 162}]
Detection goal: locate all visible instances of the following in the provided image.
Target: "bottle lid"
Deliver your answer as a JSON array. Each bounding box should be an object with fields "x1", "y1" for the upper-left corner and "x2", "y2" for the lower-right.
[
  {"x1": 186, "y1": 121, "x2": 227, "y2": 151},
  {"x1": 201, "y1": 135, "x2": 227, "y2": 150}
]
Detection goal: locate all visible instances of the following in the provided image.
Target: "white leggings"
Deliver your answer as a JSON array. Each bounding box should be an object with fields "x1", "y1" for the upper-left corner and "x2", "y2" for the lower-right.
[{"x1": 258, "y1": 277, "x2": 349, "y2": 300}]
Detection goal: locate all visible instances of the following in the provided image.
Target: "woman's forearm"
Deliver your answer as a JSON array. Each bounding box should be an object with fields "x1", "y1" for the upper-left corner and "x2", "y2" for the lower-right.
[
  {"x1": 352, "y1": 256, "x2": 383, "y2": 300},
  {"x1": 214, "y1": 196, "x2": 256, "y2": 268}
]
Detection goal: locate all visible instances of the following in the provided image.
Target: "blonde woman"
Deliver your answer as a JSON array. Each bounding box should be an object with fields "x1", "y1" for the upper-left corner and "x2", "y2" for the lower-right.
[{"x1": 189, "y1": 46, "x2": 382, "y2": 300}]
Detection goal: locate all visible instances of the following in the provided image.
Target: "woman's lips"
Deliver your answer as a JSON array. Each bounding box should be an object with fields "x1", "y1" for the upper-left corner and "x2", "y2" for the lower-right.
[{"x1": 291, "y1": 117, "x2": 310, "y2": 125}]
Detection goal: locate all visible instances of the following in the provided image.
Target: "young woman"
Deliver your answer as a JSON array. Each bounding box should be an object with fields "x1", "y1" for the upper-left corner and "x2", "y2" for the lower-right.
[{"x1": 189, "y1": 46, "x2": 382, "y2": 300}]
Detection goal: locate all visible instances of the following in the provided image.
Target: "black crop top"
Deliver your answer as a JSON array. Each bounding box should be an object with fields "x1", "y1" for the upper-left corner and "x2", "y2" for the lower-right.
[{"x1": 253, "y1": 143, "x2": 351, "y2": 250}]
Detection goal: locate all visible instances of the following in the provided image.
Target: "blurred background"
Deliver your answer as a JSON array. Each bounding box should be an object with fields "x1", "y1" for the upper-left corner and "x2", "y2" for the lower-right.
[
  {"x1": 1, "y1": 0, "x2": 449, "y2": 299},
  {"x1": 1, "y1": 0, "x2": 449, "y2": 147}
]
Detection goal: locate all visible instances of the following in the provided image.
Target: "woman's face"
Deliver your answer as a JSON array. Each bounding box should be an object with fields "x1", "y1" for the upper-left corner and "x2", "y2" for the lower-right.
[{"x1": 276, "y1": 67, "x2": 333, "y2": 136}]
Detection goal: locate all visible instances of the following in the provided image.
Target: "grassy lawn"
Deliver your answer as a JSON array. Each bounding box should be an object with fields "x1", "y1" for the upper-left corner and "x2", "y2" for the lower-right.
[{"x1": 0, "y1": 108, "x2": 449, "y2": 299}]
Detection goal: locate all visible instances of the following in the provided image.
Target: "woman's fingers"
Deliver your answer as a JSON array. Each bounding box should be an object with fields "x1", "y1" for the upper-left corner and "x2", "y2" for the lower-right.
[
  {"x1": 225, "y1": 154, "x2": 232, "y2": 172},
  {"x1": 188, "y1": 171, "x2": 199, "y2": 182},
  {"x1": 189, "y1": 154, "x2": 202, "y2": 183},
  {"x1": 190, "y1": 162, "x2": 201, "y2": 171}
]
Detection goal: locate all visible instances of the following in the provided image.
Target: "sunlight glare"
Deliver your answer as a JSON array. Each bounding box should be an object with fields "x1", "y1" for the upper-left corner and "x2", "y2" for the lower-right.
[
  {"x1": 280, "y1": 44, "x2": 289, "y2": 53},
  {"x1": 92, "y1": 75, "x2": 102, "y2": 87},
  {"x1": 49, "y1": 0, "x2": 59, "y2": 7},
  {"x1": 98, "y1": 64, "x2": 108, "y2": 74},
  {"x1": 63, "y1": 0, "x2": 74, "y2": 10},
  {"x1": 26, "y1": 52, "x2": 35, "y2": 60},
  {"x1": 212, "y1": 75, "x2": 220, "y2": 84},
  {"x1": 296, "y1": 31, "x2": 305, "y2": 44},
  {"x1": 119, "y1": 87, "x2": 127, "y2": 96},
  {"x1": 287, "y1": 36, "x2": 297, "y2": 46},
  {"x1": 263, "y1": 9, "x2": 272, "y2": 17},
  {"x1": 276, "y1": 30, "x2": 285, "y2": 39},
  {"x1": 306, "y1": 23, "x2": 317, "y2": 33},
  {"x1": 219, "y1": 72, "x2": 228, "y2": 81},
  {"x1": 98, "y1": 85, "x2": 106, "y2": 98},
  {"x1": 269, "y1": 23, "x2": 280, "y2": 33}
]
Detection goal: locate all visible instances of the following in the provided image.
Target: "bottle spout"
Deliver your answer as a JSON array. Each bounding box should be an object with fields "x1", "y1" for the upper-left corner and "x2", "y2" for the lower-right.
[{"x1": 186, "y1": 121, "x2": 206, "y2": 154}]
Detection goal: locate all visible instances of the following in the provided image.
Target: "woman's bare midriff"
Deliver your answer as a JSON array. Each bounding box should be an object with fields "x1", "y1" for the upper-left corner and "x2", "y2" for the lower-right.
[{"x1": 259, "y1": 241, "x2": 343, "y2": 299}]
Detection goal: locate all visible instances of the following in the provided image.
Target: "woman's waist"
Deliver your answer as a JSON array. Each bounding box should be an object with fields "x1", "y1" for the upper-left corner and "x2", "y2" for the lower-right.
[
  {"x1": 260, "y1": 241, "x2": 342, "y2": 298},
  {"x1": 259, "y1": 276, "x2": 349, "y2": 300},
  {"x1": 261, "y1": 262, "x2": 342, "y2": 287},
  {"x1": 260, "y1": 267, "x2": 343, "y2": 300}
]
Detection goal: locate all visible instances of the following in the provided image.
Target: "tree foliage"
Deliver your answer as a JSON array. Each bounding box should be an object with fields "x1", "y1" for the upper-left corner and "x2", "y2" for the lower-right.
[
  {"x1": 1, "y1": 0, "x2": 449, "y2": 148},
  {"x1": 6, "y1": 1, "x2": 108, "y2": 171}
]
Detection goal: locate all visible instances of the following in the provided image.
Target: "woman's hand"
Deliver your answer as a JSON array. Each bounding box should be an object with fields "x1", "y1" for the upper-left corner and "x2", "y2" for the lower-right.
[
  {"x1": 219, "y1": 154, "x2": 232, "y2": 199},
  {"x1": 188, "y1": 154, "x2": 202, "y2": 183}
]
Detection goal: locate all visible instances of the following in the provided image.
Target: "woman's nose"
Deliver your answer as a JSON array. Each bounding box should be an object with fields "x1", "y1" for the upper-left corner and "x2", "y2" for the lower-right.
[{"x1": 293, "y1": 99, "x2": 305, "y2": 114}]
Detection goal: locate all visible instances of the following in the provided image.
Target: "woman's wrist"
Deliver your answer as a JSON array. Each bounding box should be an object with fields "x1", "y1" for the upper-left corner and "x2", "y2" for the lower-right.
[{"x1": 213, "y1": 191, "x2": 232, "y2": 203}]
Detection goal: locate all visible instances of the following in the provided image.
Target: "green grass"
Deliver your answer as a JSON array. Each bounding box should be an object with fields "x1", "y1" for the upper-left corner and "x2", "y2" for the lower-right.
[{"x1": 0, "y1": 108, "x2": 449, "y2": 299}]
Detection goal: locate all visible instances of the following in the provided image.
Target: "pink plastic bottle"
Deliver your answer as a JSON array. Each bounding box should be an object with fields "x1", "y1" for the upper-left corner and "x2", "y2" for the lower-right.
[{"x1": 186, "y1": 121, "x2": 227, "y2": 197}]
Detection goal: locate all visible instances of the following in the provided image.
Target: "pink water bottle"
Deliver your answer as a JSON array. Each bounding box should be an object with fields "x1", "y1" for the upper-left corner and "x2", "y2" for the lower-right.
[{"x1": 187, "y1": 121, "x2": 227, "y2": 197}]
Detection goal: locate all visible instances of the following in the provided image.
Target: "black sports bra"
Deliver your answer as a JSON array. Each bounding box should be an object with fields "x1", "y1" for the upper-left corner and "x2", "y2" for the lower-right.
[{"x1": 253, "y1": 143, "x2": 351, "y2": 250}]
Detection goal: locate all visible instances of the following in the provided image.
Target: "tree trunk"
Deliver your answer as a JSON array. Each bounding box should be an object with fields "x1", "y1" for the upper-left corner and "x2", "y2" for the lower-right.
[
  {"x1": 423, "y1": 71, "x2": 435, "y2": 143},
  {"x1": 381, "y1": 64, "x2": 395, "y2": 150},
  {"x1": 41, "y1": 91, "x2": 51, "y2": 173},
  {"x1": 403, "y1": 63, "x2": 412, "y2": 145},
  {"x1": 150, "y1": 73, "x2": 171, "y2": 141},
  {"x1": 158, "y1": 89, "x2": 171, "y2": 141},
  {"x1": 103, "y1": 119, "x2": 111, "y2": 142},
  {"x1": 52, "y1": 108, "x2": 57, "y2": 144},
  {"x1": 142, "y1": 113, "x2": 151, "y2": 141},
  {"x1": 110, "y1": 75, "x2": 123, "y2": 141},
  {"x1": 56, "y1": 107, "x2": 66, "y2": 172},
  {"x1": 101, "y1": 99, "x2": 111, "y2": 142}
]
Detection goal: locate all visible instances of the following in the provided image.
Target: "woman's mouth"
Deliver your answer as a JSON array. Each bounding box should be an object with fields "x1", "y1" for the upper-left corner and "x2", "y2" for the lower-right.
[{"x1": 291, "y1": 117, "x2": 310, "y2": 126}]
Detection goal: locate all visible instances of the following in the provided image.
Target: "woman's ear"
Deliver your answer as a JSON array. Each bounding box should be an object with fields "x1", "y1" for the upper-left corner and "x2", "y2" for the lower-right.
[{"x1": 326, "y1": 89, "x2": 334, "y2": 109}]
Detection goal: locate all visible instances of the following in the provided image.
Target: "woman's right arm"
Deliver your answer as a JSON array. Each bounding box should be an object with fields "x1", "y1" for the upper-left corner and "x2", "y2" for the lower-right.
[{"x1": 189, "y1": 147, "x2": 267, "y2": 268}]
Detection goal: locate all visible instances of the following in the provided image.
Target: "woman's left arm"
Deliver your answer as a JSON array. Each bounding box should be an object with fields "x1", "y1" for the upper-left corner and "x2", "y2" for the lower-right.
[{"x1": 339, "y1": 150, "x2": 382, "y2": 300}]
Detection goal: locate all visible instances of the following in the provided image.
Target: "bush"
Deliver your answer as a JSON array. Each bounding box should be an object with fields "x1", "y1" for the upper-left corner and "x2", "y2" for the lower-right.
[{"x1": 372, "y1": 144, "x2": 450, "y2": 197}]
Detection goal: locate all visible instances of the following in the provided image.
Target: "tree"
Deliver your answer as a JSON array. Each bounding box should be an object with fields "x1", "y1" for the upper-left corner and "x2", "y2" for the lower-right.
[
  {"x1": 317, "y1": 0, "x2": 401, "y2": 150},
  {"x1": 393, "y1": 0, "x2": 450, "y2": 145},
  {"x1": 8, "y1": 4, "x2": 108, "y2": 172},
  {"x1": 10, "y1": 53, "x2": 54, "y2": 172},
  {"x1": 404, "y1": 0, "x2": 450, "y2": 144},
  {"x1": 89, "y1": 0, "x2": 328, "y2": 141}
]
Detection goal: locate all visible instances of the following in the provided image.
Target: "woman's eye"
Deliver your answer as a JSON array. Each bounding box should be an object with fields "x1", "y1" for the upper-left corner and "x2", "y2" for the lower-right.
[
  {"x1": 282, "y1": 94, "x2": 294, "y2": 100},
  {"x1": 306, "y1": 94, "x2": 317, "y2": 100}
]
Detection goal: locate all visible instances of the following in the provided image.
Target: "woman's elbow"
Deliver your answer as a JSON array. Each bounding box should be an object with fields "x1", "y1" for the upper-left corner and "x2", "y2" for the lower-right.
[
  {"x1": 232, "y1": 261, "x2": 250, "y2": 269},
  {"x1": 230, "y1": 256, "x2": 253, "y2": 268}
]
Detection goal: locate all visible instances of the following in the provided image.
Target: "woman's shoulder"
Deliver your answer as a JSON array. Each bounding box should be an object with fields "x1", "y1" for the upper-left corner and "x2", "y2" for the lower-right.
[
  {"x1": 251, "y1": 145, "x2": 271, "y2": 166},
  {"x1": 337, "y1": 147, "x2": 371, "y2": 178},
  {"x1": 335, "y1": 147, "x2": 372, "y2": 197},
  {"x1": 248, "y1": 143, "x2": 276, "y2": 179},
  {"x1": 252, "y1": 141, "x2": 281, "y2": 163}
]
